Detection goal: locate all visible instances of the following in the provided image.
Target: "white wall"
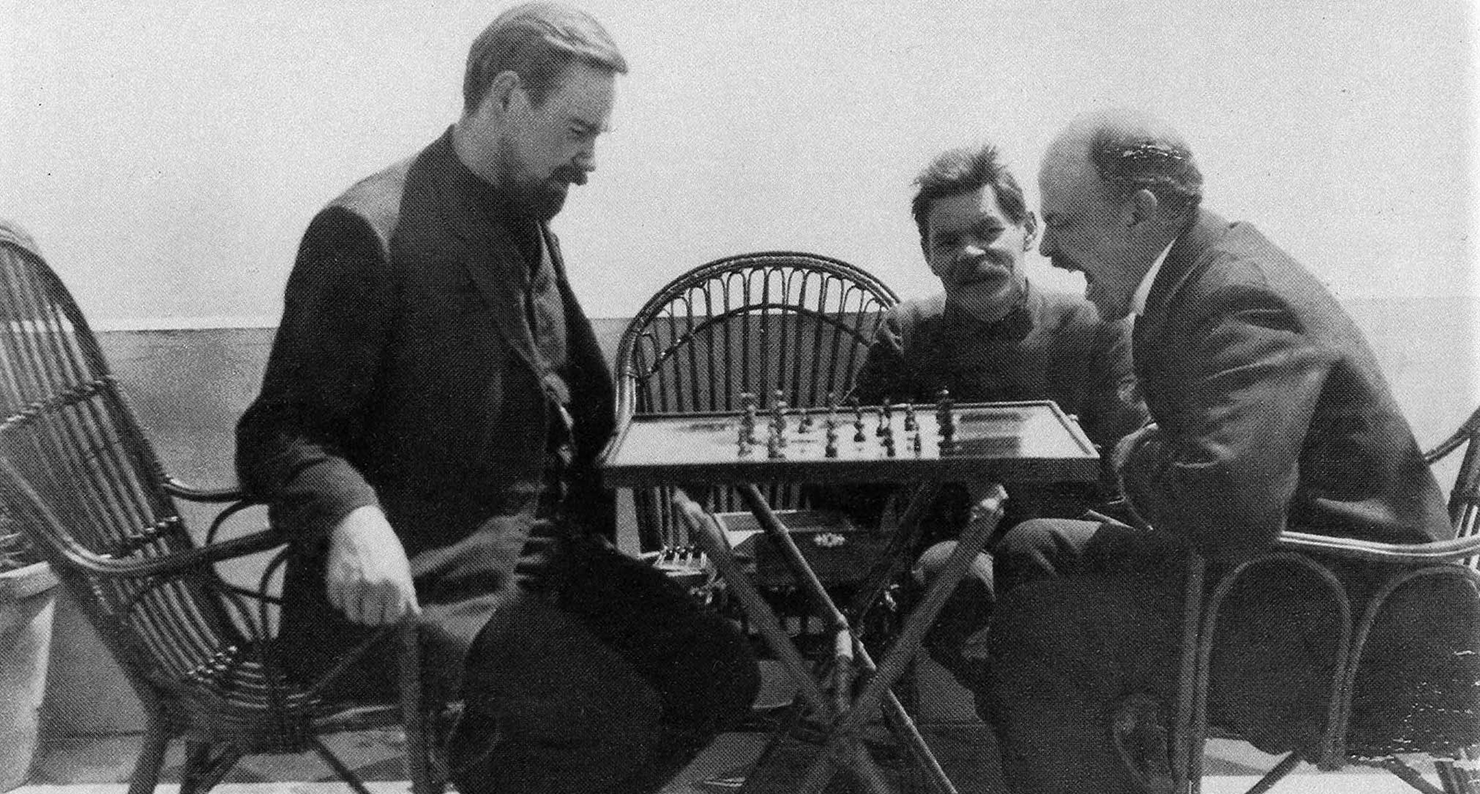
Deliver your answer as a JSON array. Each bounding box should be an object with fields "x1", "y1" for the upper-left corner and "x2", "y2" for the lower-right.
[{"x1": 1, "y1": 1, "x2": 1475, "y2": 329}]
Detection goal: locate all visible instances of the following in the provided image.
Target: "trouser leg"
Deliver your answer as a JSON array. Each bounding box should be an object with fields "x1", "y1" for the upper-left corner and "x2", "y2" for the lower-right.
[
  {"x1": 452, "y1": 538, "x2": 759, "y2": 794},
  {"x1": 451, "y1": 587, "x2": 663, "y2": 794},
  {"x1": 984, "y1": 519, "x2": 1186, "y2": 794},
  {"x1": 557, "y1": 538, "x2": 760, "y2": 794},
  {"x1": 911, "y1": 541, "x2": 996, "y2": 693}
]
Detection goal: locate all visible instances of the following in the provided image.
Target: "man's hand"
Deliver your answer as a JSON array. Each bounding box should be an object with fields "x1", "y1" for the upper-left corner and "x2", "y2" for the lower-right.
[
  {"x1": 325, "y1": 505, "x2": 421, "y2": 625},
  {"x1": 1112, "y1": 422, "x2": 1160, "y2": 475}
]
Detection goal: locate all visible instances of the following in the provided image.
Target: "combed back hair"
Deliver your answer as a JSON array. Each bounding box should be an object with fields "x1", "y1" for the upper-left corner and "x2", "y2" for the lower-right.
[
  {"x1": 1088, "y1": 127, "x2": 1203, "y2": 217},
  {"x1": 911, "y1": 144, "x2": 1029, "y2": 251},
  {"x1": 463, "y1": 2, "x2": 628, "y2": 114}
]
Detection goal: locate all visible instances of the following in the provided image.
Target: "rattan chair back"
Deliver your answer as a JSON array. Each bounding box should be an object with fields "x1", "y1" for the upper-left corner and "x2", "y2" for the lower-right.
[
  {"x1": 0, "y1": 237, "x2": 262, "y2": 714},
  {"x1": 614, "y1": 251, "x2": 898, "y2": 551},
  {"x1": 0, "y1": 228, "x2": 442, "y2": 794},
  {"x1": 1168, "y1": 404, "x2": 1480, "y2": 794}
]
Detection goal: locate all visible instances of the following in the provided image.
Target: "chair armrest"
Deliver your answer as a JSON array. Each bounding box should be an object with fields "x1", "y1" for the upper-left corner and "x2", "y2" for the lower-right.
[
  {"x1": 1424, "y1": 405, "x2": 1480, "y2": 465},
  {"x1": 1274, "y1": 530, "x2": 1480, "y2": 565},
  {"x1": 74, "y1": 526, "x2": 289, "y2": 579},
  {"x1": 161, "y1": 475, "x2": 246, "y2": 503}
]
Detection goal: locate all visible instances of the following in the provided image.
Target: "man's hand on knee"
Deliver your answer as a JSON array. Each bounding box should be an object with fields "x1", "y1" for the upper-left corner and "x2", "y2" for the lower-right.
[{"x1": 326, "y1": 505, "x2": 421, "y2": 625}]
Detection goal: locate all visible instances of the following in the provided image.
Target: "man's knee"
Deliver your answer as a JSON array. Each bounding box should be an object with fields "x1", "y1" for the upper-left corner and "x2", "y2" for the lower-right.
[
  {"x1": 911, "y1": 540, "x2": 995, "y2": 592},
  {"x1": 993, "y1": 517, "x2": 1098, "y2": 591}
]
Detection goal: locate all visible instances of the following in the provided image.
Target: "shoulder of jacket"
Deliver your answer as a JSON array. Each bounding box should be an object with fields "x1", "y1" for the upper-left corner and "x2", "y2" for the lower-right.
[{"x1": 324, "y1": 153, "x2": 418, "y2": 260}]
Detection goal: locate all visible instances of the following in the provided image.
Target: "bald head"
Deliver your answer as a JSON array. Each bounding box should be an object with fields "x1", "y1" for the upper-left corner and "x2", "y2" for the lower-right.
[
  {"x1": 1045, "y1": 108, "x2": 1202, "y2": 221},
  {"x1": 1037, "y1": 109, "x2": 1202, "y2": 320}
]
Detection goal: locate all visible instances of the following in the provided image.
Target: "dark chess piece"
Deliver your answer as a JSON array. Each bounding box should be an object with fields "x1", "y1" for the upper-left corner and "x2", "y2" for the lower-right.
[{"x1": 936, "y1": 388, "x2": 956, "y2": 448}]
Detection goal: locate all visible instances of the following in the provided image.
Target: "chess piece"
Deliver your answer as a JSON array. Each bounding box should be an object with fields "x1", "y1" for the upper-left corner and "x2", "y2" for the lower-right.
[
  {"x1": 936, "y1": 388, "x2": 956, "y2": 448},
  {"x1": 740, "y1": 392, "x2": 759, "y2": 443},
  {"x1": 875, "y1": 405, "x2": 888, "y2": 437},
  {"x1": 824, "y1": 418, "x2": 839, "y2": 458},
  {"x1": 852, "y1": 397, "x2": 866, "y2": 443},
  {"x1": 767, "y1": 425, "x2": 784, "y2": 459},
  {"x1": 903, "y1": 402, "x2": 917, "y2": 432}
]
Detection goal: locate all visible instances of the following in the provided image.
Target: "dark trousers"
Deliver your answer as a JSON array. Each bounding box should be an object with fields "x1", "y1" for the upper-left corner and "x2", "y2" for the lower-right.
[
  {"x1": 981, "y1": 519, "x2": 1187, "y2": 794},
  {"x1": 908, "y1": 517, "x2": 1167, "y2": 713},
  {"x1": 450, "y1": 537, "x2": 760, "y2": 794}
]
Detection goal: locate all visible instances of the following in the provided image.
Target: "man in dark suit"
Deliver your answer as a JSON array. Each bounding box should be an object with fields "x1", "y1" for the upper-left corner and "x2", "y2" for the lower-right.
[
  {"x1": 980, "y1": 109, "x2": 1455, "y2": 793},
  {"x1": 235, "y1": 6, "x2": 757, "y2": 793},
  {"x1": 838, "y1": 143, "x2": 1146, "y2": 691}
]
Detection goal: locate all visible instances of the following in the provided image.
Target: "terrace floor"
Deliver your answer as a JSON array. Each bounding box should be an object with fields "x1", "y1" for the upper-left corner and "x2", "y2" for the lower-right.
[{"x1": 16, "y1": 718, "x2": 1448, "y2": 794}]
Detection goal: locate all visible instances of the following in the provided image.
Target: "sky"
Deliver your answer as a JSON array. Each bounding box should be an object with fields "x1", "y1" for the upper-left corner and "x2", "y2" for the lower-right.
[{"x1": 0, "y1": 1, "x2": 1475, "y2": 326}]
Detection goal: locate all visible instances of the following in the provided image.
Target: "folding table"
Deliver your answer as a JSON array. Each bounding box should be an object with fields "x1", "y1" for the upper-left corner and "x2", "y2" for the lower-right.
[{"x1": 601, "y1": 400, "x2": 1100, "y2": 794}]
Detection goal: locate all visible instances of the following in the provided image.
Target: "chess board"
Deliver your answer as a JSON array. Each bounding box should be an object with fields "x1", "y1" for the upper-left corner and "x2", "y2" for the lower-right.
[{"x1": 601, "y1": 399, "x2": 1099, "y2": 487}]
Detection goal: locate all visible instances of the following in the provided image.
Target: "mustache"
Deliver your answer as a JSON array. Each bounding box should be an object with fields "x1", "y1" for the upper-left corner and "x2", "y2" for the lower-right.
[
  {"x1": 552, "y1": 167, "x2": 588, "y2": 186},
  {"x1": 953, "y1": 252, "x2": 1012, "y2": 272}
]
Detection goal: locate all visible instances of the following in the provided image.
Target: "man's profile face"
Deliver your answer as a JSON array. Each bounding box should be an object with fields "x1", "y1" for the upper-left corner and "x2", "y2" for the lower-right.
[
  {"x1": 1038, "y1": 150, "x2": 1141, "y2": 320},
  {"x1": 496, "y1": 61, "x2": 615, "y2": 221},
  {"x1": 925, "y1": 186, "x2": 1031, "y2": 317}
]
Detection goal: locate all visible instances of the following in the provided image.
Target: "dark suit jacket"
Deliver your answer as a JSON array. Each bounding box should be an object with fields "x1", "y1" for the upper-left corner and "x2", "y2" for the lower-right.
[
  {"x1": 1123, "y1": 209, "x2": 1449, "y2": 554},
  {"x1": 237, "y1": 129, "x2": 616, "y2": 696},
  {"x1": 855, "y1": 284, "x2": 1145, "y2": 453},
  {"x1": 1121, "y1": 209, "x2": 1458, "y2": 752}
]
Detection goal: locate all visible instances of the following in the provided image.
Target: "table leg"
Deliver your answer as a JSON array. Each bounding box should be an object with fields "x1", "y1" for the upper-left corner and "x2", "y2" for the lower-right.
[
  {"x1": 846, "y1": 481, "x2": 943, "y2": 626},
  {"x1": 673, "y1": 487, "x2": 833, "y2": 716},
  {"x1": 799, "y1": 484, "x2": 1005, "y2": 793},
  {"x1": 674, "y1": 487, "x2": 901, "y2": 793},
  {"x1": 676, "y1": 484, "x2": 1004, "y2": 794}
]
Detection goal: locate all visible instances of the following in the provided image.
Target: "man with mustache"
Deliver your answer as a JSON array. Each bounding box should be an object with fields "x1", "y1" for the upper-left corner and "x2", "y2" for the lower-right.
[
  {"x1": 838, "y1": 143, "x2": 1146, "y2": 697},
  {"x1": 981, "y1": 108, "x2": 1462, "y2": 793},
  {"x1": 235, "y1": 5, "x2": 758, "y2": 793}
]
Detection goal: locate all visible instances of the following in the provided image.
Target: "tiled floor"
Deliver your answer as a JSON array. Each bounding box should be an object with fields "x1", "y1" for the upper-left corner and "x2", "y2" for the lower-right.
[
  {"x1": 13, "y1": 656, "x2": 1458, "y2": 794},
  {"x1": 14, "y1": 725, "x2": 1449, "y2": 794}
]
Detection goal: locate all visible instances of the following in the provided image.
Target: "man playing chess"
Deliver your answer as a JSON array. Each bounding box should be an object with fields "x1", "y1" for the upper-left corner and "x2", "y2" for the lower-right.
[
  {"x1": 982, "y1": 108, "x2": 1464, "y2": 793},
  {"x1": 827, "y1": 143, "x2": 1148, "y2": 688},
  {"x1": 235, "y1": 5, "x2": 757, "y2": 793}
]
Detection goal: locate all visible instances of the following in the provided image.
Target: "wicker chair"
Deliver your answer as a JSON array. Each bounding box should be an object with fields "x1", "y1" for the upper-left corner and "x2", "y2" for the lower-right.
[
  {"x1": 0, "y1": 224, "x2": 443, "y2": 794},
  {"x1": 614, "y1": 251, "x2": 899, "y2": 553},
  {"x1": 1160, "y1": 405, "x2": 1480, "y2": 794}
]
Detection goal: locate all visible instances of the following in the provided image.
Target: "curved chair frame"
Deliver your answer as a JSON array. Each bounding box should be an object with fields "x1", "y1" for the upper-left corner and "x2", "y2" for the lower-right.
[
  {"x1": 614, "y1": 251, "x2": 900, "y2": 551},
  {"x1": 0, "y1": 226, "x2": 443, "y2": 794},
  {"x1": 1170, "y1": 406, "x2": 1480, "y2": 794}
]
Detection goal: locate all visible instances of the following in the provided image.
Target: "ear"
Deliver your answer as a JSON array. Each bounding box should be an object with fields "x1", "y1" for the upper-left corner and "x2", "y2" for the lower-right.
[
  {"x1": 480, "y1": 70, "x2": 523, "y2": 119},
  {"x1": 1021, "y1": 212, "x2": 1039, "y2": 251},
  {"x1": 1127, "y1": 189, "x2": 1160, "y2": 228}
]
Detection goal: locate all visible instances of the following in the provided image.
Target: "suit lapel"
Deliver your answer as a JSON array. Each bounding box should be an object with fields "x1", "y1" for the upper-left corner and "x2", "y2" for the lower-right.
[
  {"x1": 1133, "y1": 209, "x2": 1230, "y2": 388},
  {"x1": 436, "y1": 159, "x2": 541, "y2": 374}
]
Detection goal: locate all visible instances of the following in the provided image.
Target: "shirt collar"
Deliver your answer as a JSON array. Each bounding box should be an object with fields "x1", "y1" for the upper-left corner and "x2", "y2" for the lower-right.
[{"x1": 1130, "y1": 239, "x2": 1176, "y2": 316}]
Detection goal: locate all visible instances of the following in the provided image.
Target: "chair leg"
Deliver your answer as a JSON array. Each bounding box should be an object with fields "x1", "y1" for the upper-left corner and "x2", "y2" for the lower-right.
[
  {"x1": 1380, "y1": 756, "x2": 1450, "y2": 794},
  {"x1": 1242, "y1": 752, "x2": 1301, "y2": 794},
  {"x1": 310, "y1": 736, "x2": 376, "y2": 794},
  {"x1": 1437, "y1": 750, "x2": 1479, "y2": 794},
  {"x1": 179, "y1": 742, "x2": 244, "y2": 794},
  {"x1": 126, "y1": 716, "x2": 171, "y2": 794}
]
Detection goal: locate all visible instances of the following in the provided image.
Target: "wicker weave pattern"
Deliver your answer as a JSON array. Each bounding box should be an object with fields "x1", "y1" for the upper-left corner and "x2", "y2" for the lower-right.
[
  {"x1": 1170, "y1": 406, "x2": 1480, "y2": 794},
  {"x1": 613, "y1": 251, "x2": 899, "y2": 551},
  {"x1": 0, "y1": 234, "x2": 442, "y2": 794}
]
